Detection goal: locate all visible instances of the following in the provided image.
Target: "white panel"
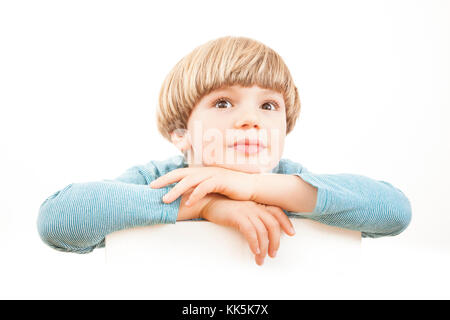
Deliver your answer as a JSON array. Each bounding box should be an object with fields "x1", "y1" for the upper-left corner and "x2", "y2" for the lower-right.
[{"x1": 106, "y1": 219, "x2": 361, "y2": 271}]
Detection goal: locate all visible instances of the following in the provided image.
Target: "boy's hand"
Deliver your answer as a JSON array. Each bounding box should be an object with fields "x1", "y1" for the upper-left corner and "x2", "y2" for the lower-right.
[
  {"x1": 200, "y1": 194, "x2": 296, "y2": 266},
  {"x1": 150, "y1": 166, "x2": 257, "y2": 207}
]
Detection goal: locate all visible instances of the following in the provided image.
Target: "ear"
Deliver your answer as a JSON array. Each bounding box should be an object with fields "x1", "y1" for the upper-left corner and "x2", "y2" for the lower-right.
[{"x1": 170, "y1": 129, "x2": 191, "y2": 152}]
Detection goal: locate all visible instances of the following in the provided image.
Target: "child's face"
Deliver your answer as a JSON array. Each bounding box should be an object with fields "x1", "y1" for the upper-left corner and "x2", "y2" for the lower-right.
[{"x1": 172, "y1": 84, "x2": 287, "y2": 173}]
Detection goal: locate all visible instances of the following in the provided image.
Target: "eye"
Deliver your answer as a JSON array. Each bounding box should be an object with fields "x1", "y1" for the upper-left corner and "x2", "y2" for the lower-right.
[
  {"x1": 212, "y1": 97, "x2": 280, "y2": 110},
  {"x1": 213, "y1": 97, "x2": 233, "y2": 109},
  {"x1": 261, "y1": 101, "x2": 278, "y2": 111}
]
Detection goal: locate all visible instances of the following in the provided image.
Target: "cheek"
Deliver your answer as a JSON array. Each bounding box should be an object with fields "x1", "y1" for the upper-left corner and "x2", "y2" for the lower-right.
[
  {"x1": 267, "y1": 122, "x2": 286, "y2": 159},
  {"x1": 268, "y1": 134, "x2": 285, "y2": 161},
  {"x1": 187, "y1": 123, "x2": 226, "y2": 165},
  {"x1": 203, "y1": 131, "x2": 226, "y2": 165}
]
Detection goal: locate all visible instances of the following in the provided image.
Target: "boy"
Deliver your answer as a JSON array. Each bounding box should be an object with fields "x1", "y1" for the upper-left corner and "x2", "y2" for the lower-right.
[{"x1": 37, "y1": 36, "x2": 412, "y2": 266}]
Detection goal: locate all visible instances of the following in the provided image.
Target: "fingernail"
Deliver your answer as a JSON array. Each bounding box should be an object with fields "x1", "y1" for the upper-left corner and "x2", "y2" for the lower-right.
[
  {"x1": 256, "y1": 248, "x2": 260, "y2": 255},
  {"x1": 273, "y1": 250, "x2": 277, "y2": 257},
  {"x1": 290, "y1": 227, "x2": 296, "y2": 235},
  {"x1": 185, "y1": 200, "x2": 190, "y2": 206}
]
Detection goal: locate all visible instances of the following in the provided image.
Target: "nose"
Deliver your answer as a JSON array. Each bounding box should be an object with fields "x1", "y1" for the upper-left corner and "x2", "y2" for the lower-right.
[{"x1": 234, "y1": 111, "x2": 261, "y2": 130}]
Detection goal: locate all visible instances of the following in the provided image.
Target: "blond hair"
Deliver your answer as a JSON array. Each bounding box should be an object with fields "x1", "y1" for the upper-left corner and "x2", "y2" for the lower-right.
[{"x1": 156, "y1": 36, "x2": 301, "y2": 141}]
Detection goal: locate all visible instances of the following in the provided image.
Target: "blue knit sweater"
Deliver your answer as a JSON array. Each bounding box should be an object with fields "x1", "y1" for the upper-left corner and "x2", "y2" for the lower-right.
[{"x1": 37, "y1": 155, "x2": 412, "y2": 253}]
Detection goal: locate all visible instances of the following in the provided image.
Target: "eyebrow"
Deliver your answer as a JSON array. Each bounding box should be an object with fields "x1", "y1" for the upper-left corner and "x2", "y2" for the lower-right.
[
  {"x1": 211, "y1": 87, "x2": 284, "y2": 102},
  {"x1": 214, "y1": 86, "x2": 278, "y2": 94}
]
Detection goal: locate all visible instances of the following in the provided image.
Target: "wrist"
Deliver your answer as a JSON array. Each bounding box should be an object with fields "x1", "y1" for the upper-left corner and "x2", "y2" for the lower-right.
[
  {"x1": 177, "y1": 191, "x2": 220, "y2": 221},
  {"x1": 254, "y1": 173, "x2": 318, "y2": 213},
  {"x1": 199, "y1": 193, "x2": 230, "y2": 220},
  {"x1": 198, "y1": 193, "x2": 224, "y2": 220},
  {"x1": 177, "y1": 191, "x2": 200, "y2": 221},
  {"x1": 251, "y1": 173, "x2": 269, "y2": 203}
]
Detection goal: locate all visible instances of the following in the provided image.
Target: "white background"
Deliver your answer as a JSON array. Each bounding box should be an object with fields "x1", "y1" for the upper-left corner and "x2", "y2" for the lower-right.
[{"x1": 0, "y1": 0, "x2": 449, "y2": 299}]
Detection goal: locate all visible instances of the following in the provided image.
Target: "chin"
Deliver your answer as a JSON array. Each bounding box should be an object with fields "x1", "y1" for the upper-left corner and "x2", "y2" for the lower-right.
[
  {"x1": 199, "y1": 148, "x2": 280, "y2": 173},
  {"x1": 221, "y1": 164, "x2": 262, "y2": 173},
  {"x1": 205, "y1": 159, "x2": 277, "y2": 174}
]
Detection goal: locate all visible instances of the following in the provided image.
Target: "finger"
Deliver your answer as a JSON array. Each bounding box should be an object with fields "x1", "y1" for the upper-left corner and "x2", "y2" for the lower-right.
[
  {"x1": 248, "y1": 215, "x2": 269, "y2": 266},
  {"x1": 161, "y1": 173, "x2": 210, "y2": 203},
  {"x1": 149, "y1": 168, "x2": 191, "y2": 188},
  {"x1": 258, "y1": 210, "x2": 281, "y2": 258},
  {"x1": 237, "y1": 216, "x2": 260, "y2": 257},
  {"x1": 265, "y1": 206, "x2": 296, "y2": 236},
  {"x1": 186, "y1": 177, "x2": 220, "y2": 206}
]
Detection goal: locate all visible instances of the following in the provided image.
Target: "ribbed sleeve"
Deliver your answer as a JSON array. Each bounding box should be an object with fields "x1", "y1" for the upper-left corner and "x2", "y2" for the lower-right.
[
  {"x1": 275, "y1": 159, "x2": 412, "y2": 238},
  {"x1": 37, "y1": 154, "x2": 413, "y2": 253},
  {"x1": 37, "y1": 156, "x2": 186, "y2": 253}
]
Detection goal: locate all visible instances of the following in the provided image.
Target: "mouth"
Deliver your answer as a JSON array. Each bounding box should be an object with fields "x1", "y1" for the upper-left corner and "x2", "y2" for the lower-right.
[{"x1": 228, "y1": 138, "x2": 267, "y2": 155}]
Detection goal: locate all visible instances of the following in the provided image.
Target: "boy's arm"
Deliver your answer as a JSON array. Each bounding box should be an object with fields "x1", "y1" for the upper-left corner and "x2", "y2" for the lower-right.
[
  {"x1": 37, "y1": 163, "x2": 195, "y2": 253},
  {"x1": 253, "y1": 164, "x2": 412, "y2": 238},
  {"x1": 253, "y1": 173, "x2": 318, "y2": 213}
]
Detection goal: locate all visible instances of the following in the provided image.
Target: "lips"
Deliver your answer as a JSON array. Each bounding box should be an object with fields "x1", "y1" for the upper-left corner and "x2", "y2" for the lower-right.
[
  {"x1": 232, "y1": 138, "x2": 266, "y2": 148},
  {"x1": 229, "y1": 138, "x2": 267, "y2": 155}
]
